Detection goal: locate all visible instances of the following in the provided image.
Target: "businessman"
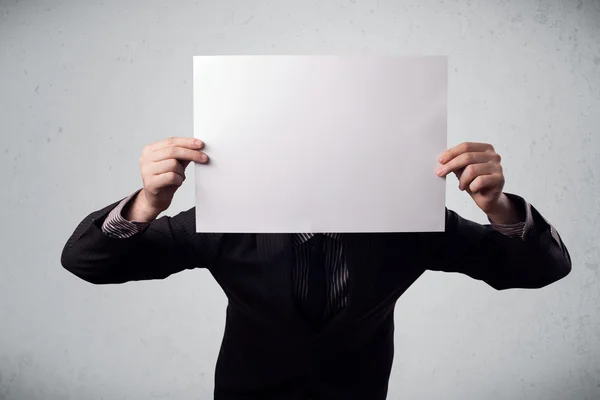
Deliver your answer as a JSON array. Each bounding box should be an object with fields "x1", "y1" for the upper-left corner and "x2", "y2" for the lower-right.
[{"x1": 61, "y1": 137, "x2": 571, "y2": 400}]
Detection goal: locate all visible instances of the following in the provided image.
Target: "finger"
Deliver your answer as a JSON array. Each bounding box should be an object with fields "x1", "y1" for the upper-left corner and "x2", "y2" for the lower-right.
[
  {"x1": 438, "y1": 142, "x2": 493, "y2": 164},
  {"x1": 150, "y1": 146, "x2": 208, "y2": 163},
  {"x1": 145, "y1": 137, "x2": 204, "y2": 153},
  {"x1": 458, "y1": 163, "x2": 498, "y2": 191},
  {"x1": 436, "y1": 152, "x2": 491, "y2": 177},
  {"x1": 150, "y1": 171, "x2": 185, "y2": 190},
  {"x1": 469, "y1": 173, "x2": 504, "y2": 193},
  {"x1": 180, "y1": 154, "x2": 210, "y2": 169},
  {"x1": 145, "y1": 159, "x2": 186, "y2": 178}
]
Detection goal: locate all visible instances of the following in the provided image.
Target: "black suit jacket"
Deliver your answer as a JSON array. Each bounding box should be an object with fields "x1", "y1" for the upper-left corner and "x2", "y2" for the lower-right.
[{"x1": 61, "y1": 194, "x2": 571, "y2": 400}]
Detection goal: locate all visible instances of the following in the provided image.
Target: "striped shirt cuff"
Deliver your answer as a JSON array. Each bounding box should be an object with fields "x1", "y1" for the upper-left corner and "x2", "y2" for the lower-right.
[
  {"x1": 101, "y1": 189, "x2": 151, "y2": 239},
  {"x1": 488, "y1": 195, "x2": 533, "y2": 240}
]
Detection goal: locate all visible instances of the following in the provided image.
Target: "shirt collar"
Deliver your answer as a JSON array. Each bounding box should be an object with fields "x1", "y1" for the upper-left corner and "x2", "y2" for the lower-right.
[{"x1": 293, "y1": 233, "x2": 342, "y2": 246}]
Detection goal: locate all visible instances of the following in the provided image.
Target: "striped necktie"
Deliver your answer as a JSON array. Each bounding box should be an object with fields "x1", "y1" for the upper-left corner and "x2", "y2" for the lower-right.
[{"x1": 303, "y1": 234, "x2": 327, "y2": 326}]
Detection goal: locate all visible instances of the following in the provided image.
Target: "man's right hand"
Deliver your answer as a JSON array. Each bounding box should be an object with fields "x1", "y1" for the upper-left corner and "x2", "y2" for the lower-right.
[{"x1": 124, "y1": 137, "x2": 208, "y2": 222}]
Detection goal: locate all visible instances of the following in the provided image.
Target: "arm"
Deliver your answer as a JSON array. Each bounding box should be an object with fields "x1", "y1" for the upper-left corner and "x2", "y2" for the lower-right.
[
  {"x1": 61, "y1": 136, "x2": 215, "y2": 284},
  {"x1": 61, "y1": 190, "x2": 223, "y2": 284},
  {"x1": 425, "y1": 193, "x2": 572, "y2": 290}
]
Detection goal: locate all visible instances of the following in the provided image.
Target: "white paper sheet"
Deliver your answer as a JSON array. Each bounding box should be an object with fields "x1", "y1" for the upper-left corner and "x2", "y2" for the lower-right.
[{"x1": 193, "y1": 55, "x2": 447, "y2": 233}]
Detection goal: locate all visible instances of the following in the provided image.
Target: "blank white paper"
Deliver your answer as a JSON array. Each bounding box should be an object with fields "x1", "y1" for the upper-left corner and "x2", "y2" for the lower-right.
[{"x1": 193, "y1": 55, "x2": 447, "y2": 233}]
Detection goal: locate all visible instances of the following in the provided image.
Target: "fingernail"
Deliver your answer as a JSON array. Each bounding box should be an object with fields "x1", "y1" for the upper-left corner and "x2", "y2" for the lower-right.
[
  {"x1": 436, "y1": 167, "x2": 443, "y2": 175},
  {"x1": 200, "y1": 154, "x2": 207, "y2": 161},
  {"x1": 194, "y1": 139, "x2": 203, "y2": 146}
]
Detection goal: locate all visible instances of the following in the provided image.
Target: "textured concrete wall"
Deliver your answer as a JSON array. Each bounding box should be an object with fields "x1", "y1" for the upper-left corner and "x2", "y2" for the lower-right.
[{"x1": 1, "y1": 0, "x2": 598, "y2": 399}]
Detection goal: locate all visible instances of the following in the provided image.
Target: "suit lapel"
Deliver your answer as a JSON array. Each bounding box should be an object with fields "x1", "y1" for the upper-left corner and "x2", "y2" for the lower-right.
[
  {"x1": 342, "y1": 234, "x2": 385, "y2": 314},
  {"x1": 323, "y1": 234, "x2": 386, "y2": 330},
  {"x1": 255, "y1": 234, "x2": 305, "y2": 328}
]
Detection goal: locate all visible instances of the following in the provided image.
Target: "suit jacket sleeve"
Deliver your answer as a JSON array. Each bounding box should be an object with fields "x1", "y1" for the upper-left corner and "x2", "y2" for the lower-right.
[
  {"x1": 425, "y1": 193, "x2": 572, "y2": 290},
  {"x1": 61, "y1": 193, "x2": 223, "y2": 284}
]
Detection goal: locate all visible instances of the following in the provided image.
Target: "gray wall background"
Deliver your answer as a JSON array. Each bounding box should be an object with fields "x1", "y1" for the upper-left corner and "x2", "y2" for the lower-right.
[{"x1": 1, "y1": 0, "x2": 598, "y2": 399}]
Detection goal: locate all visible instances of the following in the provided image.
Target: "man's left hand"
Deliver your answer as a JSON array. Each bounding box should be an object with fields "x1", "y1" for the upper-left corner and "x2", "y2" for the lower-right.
[{"x1": 436, "y1": 142, "x2": 522, "y2": 224}]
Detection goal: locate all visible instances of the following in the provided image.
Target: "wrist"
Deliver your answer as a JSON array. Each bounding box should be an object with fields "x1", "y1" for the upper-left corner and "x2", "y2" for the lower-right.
[
  {"x1": 124, "y1": 189, "x2": 161, "y2": 222},
  {"x1": 486, "y1": 193, "x2": 522, "y2": 225}
]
